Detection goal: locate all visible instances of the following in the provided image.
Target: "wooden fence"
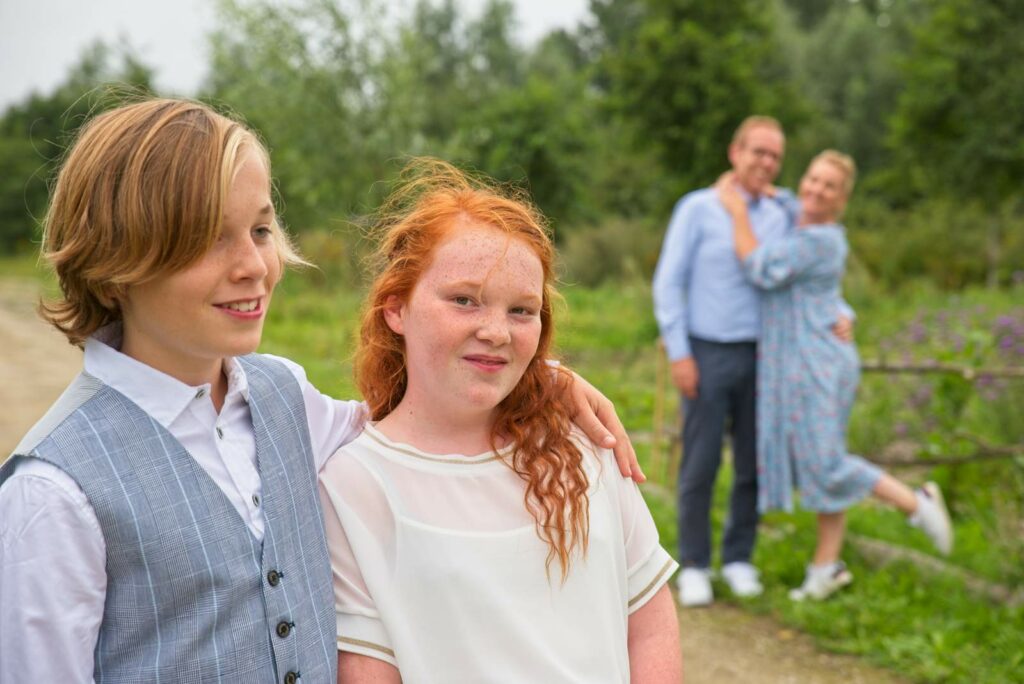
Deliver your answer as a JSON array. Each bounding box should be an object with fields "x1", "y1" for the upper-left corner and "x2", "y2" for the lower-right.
[{"x1": 650, "y1": 340, "x2": 1024, "y2": 482}]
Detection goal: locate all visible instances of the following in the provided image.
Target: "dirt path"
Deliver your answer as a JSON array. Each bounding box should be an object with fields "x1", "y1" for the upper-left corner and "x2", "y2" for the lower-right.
[
  {"x1": 0, "y1": 277, "x2": 907, "y2": 683},
  {"x1": 677, "y1": 602, "x2": 906, "y2": 683},
  {"x1": 0, "y1": 279, "x2": 82, "y2": 456}
]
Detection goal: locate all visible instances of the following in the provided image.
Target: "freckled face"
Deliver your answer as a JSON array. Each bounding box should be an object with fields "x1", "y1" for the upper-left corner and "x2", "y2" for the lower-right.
[
  {"x1": 798, "y1": 159, "x2": 849, "y2": 224},
  {"x1": 384, "y1": 222, "x2": 545, "y2": 423},
  {"x1": 119, "y1": 149, "x2": 281, "y2": 383}
]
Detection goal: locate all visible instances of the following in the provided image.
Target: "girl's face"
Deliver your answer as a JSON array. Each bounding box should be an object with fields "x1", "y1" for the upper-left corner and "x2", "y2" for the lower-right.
[
  {"x1": 798, "y1": 159, "x2": 848, "y2": 224},
  {"x1": 119, "y1": 149, "x2": 282, "y2": 383},
  {"x1": 384, "y1": 221, "x2": 544, "y2": 423}
]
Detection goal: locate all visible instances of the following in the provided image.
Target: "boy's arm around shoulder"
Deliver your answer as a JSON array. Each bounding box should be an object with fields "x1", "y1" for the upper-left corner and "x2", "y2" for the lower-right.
[
  {"x1": 261, "y1": 353, "x2": 369, "y2": 471},
  {"x1": 0, "y1": 460, "x2": 106, "y2": 683}
]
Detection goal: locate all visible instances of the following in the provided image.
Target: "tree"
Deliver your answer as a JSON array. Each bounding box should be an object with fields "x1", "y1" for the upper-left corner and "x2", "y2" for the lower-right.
[
  {"x1": 776, "y1": 0, "x2": 916, "y2": 180},
  {"x1": 886, "y1": 0, "x2": 1024, "y2": 285},
  {"x1": 592, "y1": 0, "x2": 809, "y2": 194},
  {"x1": 888, "y1": 0, "x2": 1024, "y2": 203},
  {"x1": 0, "y1": 43, "x2": 153, "y2": 252}
]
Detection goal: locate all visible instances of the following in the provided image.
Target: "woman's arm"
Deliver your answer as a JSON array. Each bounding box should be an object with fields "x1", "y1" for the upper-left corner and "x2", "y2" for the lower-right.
[
  {"x1": 715, "y1": 174, "x2": 758, "y2": 260},
  {"x1": 627, "y1": 585, "x2": 682, "y2": 683},
  {"x1": 338, "y1": 652, "x2": 401, "y2": 684}
]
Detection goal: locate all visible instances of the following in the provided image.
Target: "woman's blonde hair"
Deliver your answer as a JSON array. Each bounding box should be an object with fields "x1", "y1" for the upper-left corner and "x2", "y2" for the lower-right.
[
  {"x1": 810, "y1": 149, "x2": 857, "y2": 196},
  {"x1": 41, "y1": 97, "x2": 304, "y2": 346},
  {"x1": 357, "y1": 158, "x2": 589, "y2": 580}
]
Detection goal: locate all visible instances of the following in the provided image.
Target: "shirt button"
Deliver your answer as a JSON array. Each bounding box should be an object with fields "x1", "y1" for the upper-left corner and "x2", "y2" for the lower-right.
[
  {"x1": 252, "y1": 493, "x2": 261, "y2": 507},
  {"x1": 284, "y1": 672, "x2": 298, "y2": 684},
  {"x1": 216, "y1": 426, "x2": 224, "y2": 439},
  {"x1": 276, "y1": 621, "x2": 292, "y2": 638},
  {"x1": 195, "y1": 388, "x2": 206, "y2": 399},
  {"x1": 267, "y1": 570, "x2": 282, "y2": 587}
]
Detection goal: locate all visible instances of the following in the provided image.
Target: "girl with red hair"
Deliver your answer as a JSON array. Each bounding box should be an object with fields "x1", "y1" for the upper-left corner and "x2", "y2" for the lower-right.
[{"x1": 318, "y1": 160, "x2": 681, "y2": 682}]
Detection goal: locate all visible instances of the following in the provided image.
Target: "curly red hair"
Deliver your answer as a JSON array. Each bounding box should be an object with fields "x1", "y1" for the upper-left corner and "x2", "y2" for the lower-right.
[{"x1": 356, "y1": 159, "x2": 589, "y2": 580}]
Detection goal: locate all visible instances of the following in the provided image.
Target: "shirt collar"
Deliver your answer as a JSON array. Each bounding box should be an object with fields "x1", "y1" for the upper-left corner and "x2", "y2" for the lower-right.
[
  {"x1": 84, "y1": 323, "x2": 251, "y2": 429},
  {"x1": 735, "y1": 184, "x2": 762, "y2": 208}
]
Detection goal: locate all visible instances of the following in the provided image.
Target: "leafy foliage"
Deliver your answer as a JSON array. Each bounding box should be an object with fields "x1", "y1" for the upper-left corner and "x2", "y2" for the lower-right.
[
  {"x1": 594, "y1": 0, "x2": 809, "y2": 192},
  {"x1": 0, "y1": 43, "x2": 153, "y2": 251},
  {"x1": 2, "y1": 0, "x2": 1022, "y2": 288}
]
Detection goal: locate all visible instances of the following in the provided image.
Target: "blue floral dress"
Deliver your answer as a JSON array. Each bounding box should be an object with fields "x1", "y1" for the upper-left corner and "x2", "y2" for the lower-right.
[{"x1": 744, "y1": 224, "x2": 881, "y2": 513}]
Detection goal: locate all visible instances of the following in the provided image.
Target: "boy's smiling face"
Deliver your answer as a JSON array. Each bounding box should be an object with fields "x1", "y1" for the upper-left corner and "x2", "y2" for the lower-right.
[{"x1": 118, "y1": 148, "x2": 282, "y2": 386}]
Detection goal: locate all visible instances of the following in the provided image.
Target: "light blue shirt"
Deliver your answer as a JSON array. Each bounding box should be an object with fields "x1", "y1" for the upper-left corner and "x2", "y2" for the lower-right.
[{"x1": 652, "y1": 187, "x2": 789, "y2": 361}]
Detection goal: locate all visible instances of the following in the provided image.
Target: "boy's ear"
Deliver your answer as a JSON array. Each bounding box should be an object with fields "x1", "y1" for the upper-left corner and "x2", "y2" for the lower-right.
[{"x1": 382, "y1": 295, "x2": 405, "y2": 335}]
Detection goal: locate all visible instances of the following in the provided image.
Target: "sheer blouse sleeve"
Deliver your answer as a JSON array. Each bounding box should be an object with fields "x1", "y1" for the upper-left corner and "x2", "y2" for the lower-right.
[{"x1": 603, "y1": 450, "x2": 679, "y2": 613}]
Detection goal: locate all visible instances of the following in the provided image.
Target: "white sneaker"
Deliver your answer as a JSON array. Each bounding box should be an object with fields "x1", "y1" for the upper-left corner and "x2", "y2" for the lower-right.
[
  {"x1": 721, "y1": 562, "x2": 764, "y2": 598},
  {"x1": 910, "y1": 481, "x2": 953, "y2": 555},
  {"x1": 788, "y1": 562, "x2": 853, "y2": 602},
  {"x1": 676, "y1": 567, "x2": 713, "y2": 607}
]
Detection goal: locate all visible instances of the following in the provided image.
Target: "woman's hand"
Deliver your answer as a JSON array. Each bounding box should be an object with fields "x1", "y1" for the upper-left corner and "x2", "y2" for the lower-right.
[{"x1": 715, "y1": 171, "x2": 747, "y2": 217}]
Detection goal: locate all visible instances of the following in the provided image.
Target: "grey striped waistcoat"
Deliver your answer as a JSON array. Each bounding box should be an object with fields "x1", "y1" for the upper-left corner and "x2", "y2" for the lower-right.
[{"x1": 1, "y1": 354, "x2": 337, "y2": 683}]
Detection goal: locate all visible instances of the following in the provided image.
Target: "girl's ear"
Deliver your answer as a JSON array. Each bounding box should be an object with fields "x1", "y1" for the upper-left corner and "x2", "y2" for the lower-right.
[{"x1": 382, "y1": 295, "x2": 405, "y2": 335}]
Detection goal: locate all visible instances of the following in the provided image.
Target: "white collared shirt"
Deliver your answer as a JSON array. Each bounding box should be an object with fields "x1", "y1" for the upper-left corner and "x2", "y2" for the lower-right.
[{"x1": 0, "y1": 328, "x2": 366, "y2": 683}]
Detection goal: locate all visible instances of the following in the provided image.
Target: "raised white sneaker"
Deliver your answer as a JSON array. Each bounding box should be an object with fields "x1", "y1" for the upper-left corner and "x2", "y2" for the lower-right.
[
  {"x1": 721, "y1": 562, "x2": 763, "y2": 598},
  {"x1": 910, "y1": 481, "x2": 954, "y2": 555},
  {"x1": 676, "y1": 567, "x2": 713, "y2": 607},
  {"x1": 788, "y1": 562, "x2": 853, "y2": 602}
]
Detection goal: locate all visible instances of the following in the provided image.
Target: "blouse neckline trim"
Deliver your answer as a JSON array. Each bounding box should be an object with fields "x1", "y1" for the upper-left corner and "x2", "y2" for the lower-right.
[{"x1": 362, "y1": 424, "x2": 514, "y2": 466}]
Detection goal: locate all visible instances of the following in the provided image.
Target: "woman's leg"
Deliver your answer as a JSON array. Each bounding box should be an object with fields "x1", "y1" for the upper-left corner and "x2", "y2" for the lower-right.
[
  {"x1": 871, "y1": 472, "x2": 918, "y2": 514},
  {"x1": 874, "y1": 474, "x2": 954, "y2": 554},
  {"x1": 812, "y1": 511, "x2": 847, "y2": 566},
  {"x1": 790, "y1": 511, "x2": 855, "y2": 600}
]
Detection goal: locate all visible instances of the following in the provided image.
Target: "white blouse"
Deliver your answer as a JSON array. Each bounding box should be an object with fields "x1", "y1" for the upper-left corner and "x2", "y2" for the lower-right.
[{"x1": 318, "y1": 424, "x2": 677, "y2": 683}]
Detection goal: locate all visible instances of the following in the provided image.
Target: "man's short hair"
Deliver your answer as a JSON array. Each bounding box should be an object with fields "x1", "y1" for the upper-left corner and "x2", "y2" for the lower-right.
[{"x1": 731, "y1": 116, "x2": 784, "y2": 147}]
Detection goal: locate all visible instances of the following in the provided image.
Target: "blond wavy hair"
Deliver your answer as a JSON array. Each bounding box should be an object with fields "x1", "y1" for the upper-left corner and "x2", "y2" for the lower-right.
[{"x1": 41, "y1": 98, "x2": 305, "y2": 346}]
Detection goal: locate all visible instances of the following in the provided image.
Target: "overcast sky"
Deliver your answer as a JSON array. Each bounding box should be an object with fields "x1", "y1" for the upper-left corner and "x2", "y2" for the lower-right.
[{"x1": 0, "y1": 0, "x2": 589, "y2": 110}]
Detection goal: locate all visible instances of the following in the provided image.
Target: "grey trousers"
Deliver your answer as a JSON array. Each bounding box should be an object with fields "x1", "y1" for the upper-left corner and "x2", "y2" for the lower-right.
[{"x1": 676, "y1": 336, "x2": 759, "y2": 568}]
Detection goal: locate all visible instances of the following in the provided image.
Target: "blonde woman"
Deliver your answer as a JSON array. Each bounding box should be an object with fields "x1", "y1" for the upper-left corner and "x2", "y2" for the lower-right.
[{"x1": 717, "y1": 151, "x2": 954, "y2": 600}]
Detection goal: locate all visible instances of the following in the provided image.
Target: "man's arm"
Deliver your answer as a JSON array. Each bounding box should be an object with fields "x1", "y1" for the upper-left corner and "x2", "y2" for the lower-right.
[
  {"x1": 653, "y1": 196, "x2": 702, "y2": 399},
  {"x1": 627, "y1": 585, "x2": 682, "y2": 683}
]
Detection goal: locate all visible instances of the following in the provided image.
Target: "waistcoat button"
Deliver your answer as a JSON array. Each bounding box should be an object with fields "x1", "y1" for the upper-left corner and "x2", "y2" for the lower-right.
[
  {"x1": 284, "y1": 671, "x2": 298, "y2": 684},
  {"x1": 276, "y1": 621, "x2": 292, "y2": 638},
  {"x1": 267, "y1": 570, "x2": 281, "y2": 586}
]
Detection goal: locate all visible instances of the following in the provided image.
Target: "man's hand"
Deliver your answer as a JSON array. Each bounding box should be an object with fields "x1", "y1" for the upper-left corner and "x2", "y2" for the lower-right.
[
  {"x1": 832, "y1": 315, "x2": 854, "y2": 343},
  {"x1": 670, "y1": 356, "x2": 699, "y2": 400},
  {"x1": 567, "y1": 371, "x2": 645, "y2": 482}
]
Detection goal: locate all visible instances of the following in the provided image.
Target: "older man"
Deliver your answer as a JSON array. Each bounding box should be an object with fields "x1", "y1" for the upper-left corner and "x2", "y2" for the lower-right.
[{"x1": 654, "y1": 116, "x2": 852, "y2": 606}]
